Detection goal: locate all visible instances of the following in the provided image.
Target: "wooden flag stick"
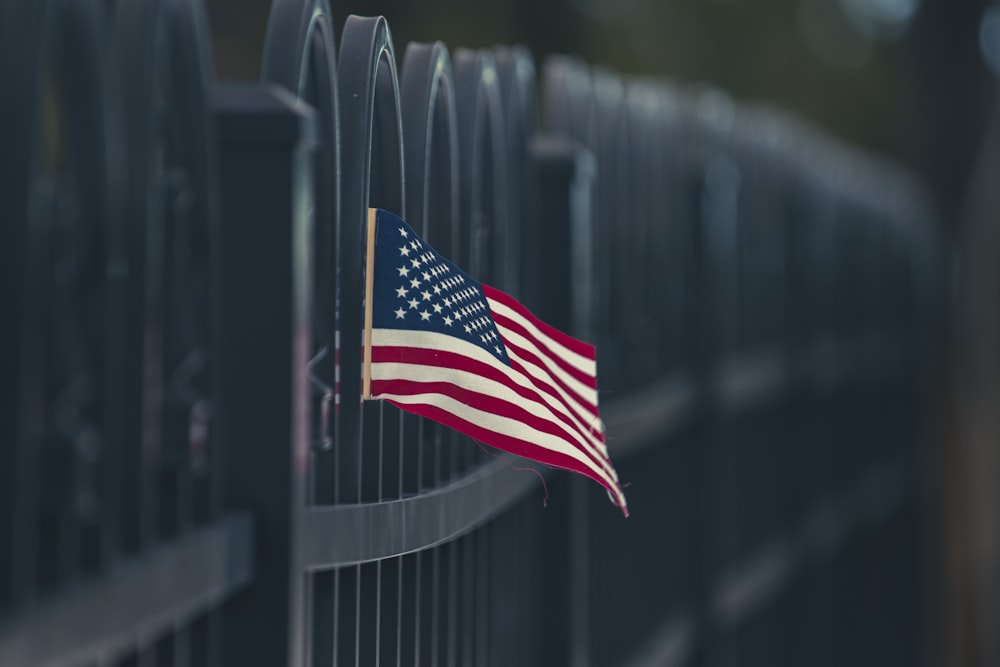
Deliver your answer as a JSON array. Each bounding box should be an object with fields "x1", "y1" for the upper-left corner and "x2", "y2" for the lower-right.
[{"x1": 362, "y1": 208, "x2": 377, "y2": 400}]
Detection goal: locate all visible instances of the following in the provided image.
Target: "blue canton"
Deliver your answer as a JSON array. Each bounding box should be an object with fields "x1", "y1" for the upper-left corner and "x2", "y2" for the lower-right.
[{"x1": 370, "y1": 210, "x2": 511, "y2": 366}]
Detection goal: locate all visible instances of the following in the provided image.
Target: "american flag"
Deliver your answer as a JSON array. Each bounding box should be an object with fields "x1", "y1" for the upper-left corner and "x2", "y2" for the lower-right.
[{"x1": 363, "y1": 209, "x2": 627, "y2": 515}]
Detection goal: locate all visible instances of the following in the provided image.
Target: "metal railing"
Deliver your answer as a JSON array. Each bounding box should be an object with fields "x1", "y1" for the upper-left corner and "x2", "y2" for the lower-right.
[{"x1": 0, "y1": 0, "x2": 941, "y2": 665}]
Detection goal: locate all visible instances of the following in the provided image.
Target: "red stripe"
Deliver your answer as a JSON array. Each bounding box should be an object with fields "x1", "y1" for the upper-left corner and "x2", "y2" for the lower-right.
[
  {"x1": 379, "y1": 396, "x2": 618, "y2": 495},
  {"x1": 372, "y1": 342, "x2": 599, "y2": 440},
  {"x1": 483, "y1": 285, "x2": 595, "y2": 358},
  {"x1": 370, "y1": 374, "x2": 615, "y2": 478},
  {"x1": 492, "y1": 310, "x2": 598, "y2": 390},
  {"x1": 498, "y1": 332, "x2": 599, "y2": 418},
  {"x1": 370, "y1": 346, "x2": 611, "y2": 473}
]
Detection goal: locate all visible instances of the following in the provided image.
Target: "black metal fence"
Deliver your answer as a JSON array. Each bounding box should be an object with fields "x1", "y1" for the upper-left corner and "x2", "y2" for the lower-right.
[{"x1": 0, "y1": 0, "x2": 942, "y2": 665}]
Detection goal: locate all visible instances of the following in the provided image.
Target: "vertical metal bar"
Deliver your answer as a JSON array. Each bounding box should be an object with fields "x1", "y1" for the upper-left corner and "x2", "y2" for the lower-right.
[
  {"x1": 333, "y1": 569, "x2": 340, "y2": 667},
  {"x1": 462, "y1": 534, "x2": 474, "y2": 666},
  {"x1": 447, "y1": 540, "x2": 458, "y2": 667},
  {"x1": 432, "y1": 547, "x2": 442, "y2": 666},
  {"x1": 397, "y1": 558, "x2": 404, "y2": 667},
  {"x1": 375, "y1": 562, "x2": 383, "y2": 666},
  {"x1": 415, "y1": 552, "x2": 424, "y2": 667},
  {"x1": 354, "y1": 564, "x2": 362, "y2": 667},
  {"x1": 569, "y1": 479, "x2": 590, "y2": 667},
  {"x1": 378, "y1": 404, "x2": 385, "y2": 502},
  {"x1": 476, "y1": 527, "x2": 489, "y2": 667}
]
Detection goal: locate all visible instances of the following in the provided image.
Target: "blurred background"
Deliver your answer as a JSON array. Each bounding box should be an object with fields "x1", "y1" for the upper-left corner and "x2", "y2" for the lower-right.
[
  {"x1": 208, "y1": 0, "x2": 996, "y2": 223},
  {"x1": 202, "y1": 0, "x2": 1000, "y2": 664}
]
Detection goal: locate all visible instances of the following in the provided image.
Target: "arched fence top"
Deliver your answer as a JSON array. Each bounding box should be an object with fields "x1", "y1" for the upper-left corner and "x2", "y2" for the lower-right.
[
  {"x1": 261, "y1": 0, "x2": 339, "y2": 94},
  {"x1": 542, "y1": 54, "x2": 598, "y2": 152},
  {"x1": 338, "y1": 14, "x2": 405, "y2": 220},
  {"x1": 494, "y1": 45, "x2": 536, "y2": 299},
  {"x1": 494, "y1": 45, "x2": 537, "y2": 145},
  {"x1": 399, "y1": 40, "x2": 460, "y2": 244},
  {"x1": 452, "y1": 47, "x2": 508, "y2": 286}
]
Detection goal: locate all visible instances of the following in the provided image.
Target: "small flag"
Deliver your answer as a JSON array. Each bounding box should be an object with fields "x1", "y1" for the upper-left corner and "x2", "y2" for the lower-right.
[{"x1": 362, "y1": 208, "x2": 628, "y2": 515}]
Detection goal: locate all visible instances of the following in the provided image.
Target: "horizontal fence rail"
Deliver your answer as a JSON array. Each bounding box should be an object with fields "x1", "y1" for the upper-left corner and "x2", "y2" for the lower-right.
[{"x1": 0, "y1": 0, "x2": 942, "y2": 665}]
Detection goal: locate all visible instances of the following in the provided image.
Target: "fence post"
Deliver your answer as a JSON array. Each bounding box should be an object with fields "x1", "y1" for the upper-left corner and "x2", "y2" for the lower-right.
[
  {"x1": 527, "y1": 135, "x2": 597, "y2": 667},
  {"x1": 213, "y1": 83, "x2": 315, "y2": 667}
]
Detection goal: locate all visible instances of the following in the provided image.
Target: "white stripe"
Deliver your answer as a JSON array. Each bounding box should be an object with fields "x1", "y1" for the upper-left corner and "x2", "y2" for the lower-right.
[
  {"x1": 501, "y1": 343, "x2": 606, "y2": 451},
  {"x1": 486, "y1": 296, "x2": 596, "y2": 375},
  {"x1": 373, "y1": 389, "x2": 622, "y2": 495},
  {"x1": 497, "y1": 322, "x2": 599, "y2": 409},
  {"x1": 371, "y1": 360, "x2": 617, "y2": 479},
  {"x1": 372, "y1": 328, "x2": 605, "y2": 455}
]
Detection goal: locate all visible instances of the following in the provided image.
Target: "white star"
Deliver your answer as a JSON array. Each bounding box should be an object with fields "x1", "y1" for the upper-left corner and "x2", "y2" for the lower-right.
[
  {"x1": 419, "y1": 310, "x2": 431, "y2": 321},
  {"x1": 422, "y1": 272, "x2": 431, "y2": 282},
  {"x1": 410, "y1": 278, "x2": 421, "y2": 289},
  {"x1": 410, "y1": 240, "x2": 419, "y2": 250},
  {"x1": 408, "y1": 298, "x2": 420, "y2": 310},
  {"x1": 410, "y1": 258, "x2": 421, "y2": 269},
  {"x1": 421, "y1": 290, "x2": 432, "y2": 301},
  {"x1": 394, "y1": 308, "x2": 406, "y2": 319},
  {"x1": 442, "y1": 297, "x2": 451, "y2": 308},
  {"x1": 443, "y1": 315, "x2": 453, "y2": 326},
  {"x1": 455, "y1": 310, "x2": 464, "y2": 320},
  {"x1": 433, "y1": 284, "x2": 442, "y2": 295},
  {"x1": 432, "y1": 303, "x2": 443, "y2": 314},
  {"x1": 400, "y1": 245, "x2": 410, "y2": 257},
  {"x1": 464, "y1": 324, "x2": 472, "y2": 334},
  {"x1": 480, "y1": 335, "x2": 487, "y2": 343},
  {"x1": 494, "y1": 345, "x2": 501, "y2": 355},
  {"x1": 397, "y1": 266, "x2": 410, "y2": 277},
  {"x1": 399, "y1": 227, "x2": 408, "y2": 238},
  {"x1": 396, "y1": 286, "x2": 408, "y2": 298}
]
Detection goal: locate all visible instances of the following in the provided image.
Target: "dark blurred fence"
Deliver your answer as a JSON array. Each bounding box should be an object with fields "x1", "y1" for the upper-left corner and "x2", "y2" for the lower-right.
[{"x1": 0, "y1": 0, "x2": 942, "y2": 665}]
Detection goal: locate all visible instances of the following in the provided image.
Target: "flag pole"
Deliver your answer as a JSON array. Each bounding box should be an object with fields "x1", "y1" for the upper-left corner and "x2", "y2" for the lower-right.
[{"x1": 362, "y1": 208, "x2": 377, "y2": 400}]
